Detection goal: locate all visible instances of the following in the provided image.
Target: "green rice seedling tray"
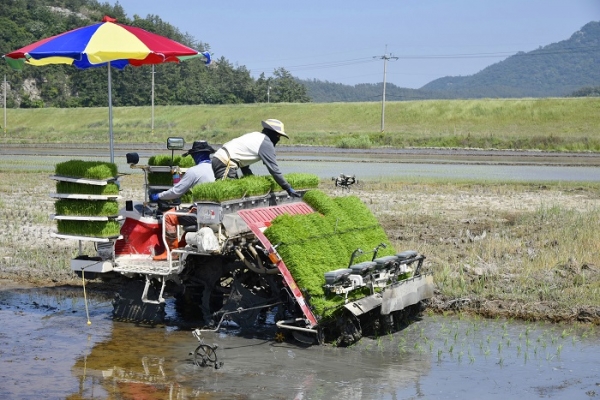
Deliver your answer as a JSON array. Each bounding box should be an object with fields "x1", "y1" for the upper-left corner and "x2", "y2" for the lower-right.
[
  {"x1": 56, "y1": 220, "x2": 122, "y2": 238},
  {"x1": 50, "y1": 193, "x2": 121, "y2": 200},
  {"x1": 51, "y1": 215, "x2": 123, "y2": 222},
  {"x1": 148, "y1": 155, "x2": 195, "y2": 168},
  {"x1": 54, "y1": 160, "x2": 118, "y2": 180},
  {"x1": 148, "y1": 155, "x2": 195, "y2": 186},
  {"x1": 54, "y1": 199, "x2": 120, "y2": 216},
  {"x1": 54, "y1": 180, "x2": 120, "y2": 195},
  {"x1": 181, "y1": 173, "x2": 320, "y2": 203},
  {"x1": 264, "y1": 189, "x2": 397, "y2": 318},
  {"x1": 51, "y1": 233, "x2": 122, "y2": 243},
  {"x1": 50, "y1": 175, "x2": 117, "y2": 186}
]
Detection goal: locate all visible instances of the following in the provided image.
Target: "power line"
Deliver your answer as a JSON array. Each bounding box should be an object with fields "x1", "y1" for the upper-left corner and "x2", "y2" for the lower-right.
[{"x1": 248, "y1": 44, "x2": 600, "y2": 75}]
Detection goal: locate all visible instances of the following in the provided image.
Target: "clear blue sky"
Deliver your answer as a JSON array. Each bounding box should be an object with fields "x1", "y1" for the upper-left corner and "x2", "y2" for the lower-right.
[{"x1": 109, "y1": 0, "x2": 599, "y2": 89}]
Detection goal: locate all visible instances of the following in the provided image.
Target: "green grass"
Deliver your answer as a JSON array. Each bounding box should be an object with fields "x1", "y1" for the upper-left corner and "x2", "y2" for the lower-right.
[{"x1": 3, "y1": 98, "x2": 600, "y2": 151}]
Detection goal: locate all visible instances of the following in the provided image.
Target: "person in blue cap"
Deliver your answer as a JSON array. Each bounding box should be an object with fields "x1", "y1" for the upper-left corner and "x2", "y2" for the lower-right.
[{"x1": 150, "y1": 140, "x2": 215, "y2": 260}]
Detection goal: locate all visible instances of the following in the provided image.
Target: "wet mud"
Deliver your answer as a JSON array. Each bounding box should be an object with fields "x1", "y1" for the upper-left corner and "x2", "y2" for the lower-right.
[{"x1": 1, "y1": 286, "x2": 598, "y2": 399}]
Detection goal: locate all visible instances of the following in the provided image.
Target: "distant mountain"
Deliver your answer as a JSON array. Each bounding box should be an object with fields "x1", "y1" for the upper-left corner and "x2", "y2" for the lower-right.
[
  {"x1": 303, "y1": 21, "x2": 600, "y2": 102},
  {"x1": 298, "y1": 80, "x2": 438, "y2": 103},
  {"x1": 422, "y1": 21, "x2": 600, "y2": 97}
]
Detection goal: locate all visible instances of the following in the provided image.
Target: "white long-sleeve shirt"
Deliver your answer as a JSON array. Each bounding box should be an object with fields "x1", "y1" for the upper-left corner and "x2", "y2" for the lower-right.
[
  {"x1": 214, "y1": 131, "x2": 291, "y2": 190},
  {"x1": 157, "y1": 161, "x2": 215, "y2": 200}
]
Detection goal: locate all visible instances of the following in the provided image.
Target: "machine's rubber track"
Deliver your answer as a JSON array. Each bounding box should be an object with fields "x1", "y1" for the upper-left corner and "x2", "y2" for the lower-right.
[{"x1": 112, "y1": 279, "x2": 166, "y2": 324}]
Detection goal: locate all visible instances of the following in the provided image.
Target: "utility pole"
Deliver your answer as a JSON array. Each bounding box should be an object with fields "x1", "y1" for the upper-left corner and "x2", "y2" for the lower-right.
[
  {"x1": 374, "y1": 46, "x2": 398, "y2": 132},
  {"x1": 267, "y1": 86, "x2": 271, "y2": 103}
]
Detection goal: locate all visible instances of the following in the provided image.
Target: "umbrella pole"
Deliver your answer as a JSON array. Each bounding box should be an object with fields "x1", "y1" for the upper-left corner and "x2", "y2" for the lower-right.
[
  {"x1": 108, "y1": 62, "x2": 114, "y2": 163},
  {"x1": 151, "y1": 65, "x2": 155, "y2": 134}
]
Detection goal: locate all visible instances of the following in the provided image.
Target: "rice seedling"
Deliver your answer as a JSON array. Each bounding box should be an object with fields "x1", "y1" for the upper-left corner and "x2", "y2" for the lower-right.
[
  {"x1": 147, "y1": 154, "x2": 195, "y2": 185},
  {"x1": 55, "y1": 181, "x2": 119, "y2": 195},
  {"x1": 55, "y1": 160, "x2": 117, "y2": 180},
  {"x1": 397, "y1": 337, "x2": 407, "y2": 353},
  {"x1": 51, "y1": 160, "x2": 122, "y2": 237},
  {"x1": 56, "y1": 220, "x2": 121, "y2": 237},
  {"x1": 181, "y1": 173, "x2": 320, "y2": 203},
  {"x1": 148, "y1": 154, "x2": 195, "y2": 168},
  {"x1": 54, "y1": 200, "x2": 119, "y2": 216},
  {"x1": 264, "y1": 189, "x2": 398, "y2": 317}
]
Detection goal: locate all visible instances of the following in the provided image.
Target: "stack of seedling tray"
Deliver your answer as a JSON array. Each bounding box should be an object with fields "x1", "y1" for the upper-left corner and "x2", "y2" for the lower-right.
[
  {"x1": 264, "y1": 189, "x2": 398, "y2": 318},
  {"x1": 50, "y1": 160, "x2": 123, "y2": 241},
  {"x1": 147, "y1": 154, "x2": 195, "y2": 189}
]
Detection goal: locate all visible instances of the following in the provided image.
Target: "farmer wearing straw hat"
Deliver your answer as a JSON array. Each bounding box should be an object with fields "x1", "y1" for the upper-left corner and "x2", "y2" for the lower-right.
[
  {"x1": 211, "y1": 119, "x2": 300, "y2": 197},
  {"x1": 150, "y1": 140, "x2": 216, "y2": 260}
]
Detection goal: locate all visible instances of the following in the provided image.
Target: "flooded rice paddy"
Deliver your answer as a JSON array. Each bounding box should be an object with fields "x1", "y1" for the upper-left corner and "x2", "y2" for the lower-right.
[
  {"x1": 0, "y1": 286, "x2": 598, "y2": 399},
  {"x1": 2, "y1": 146, "x2": 600, "y2": 398},
  {"x1": 2, "y1": 144, "x2": 600, "y2": 182}
]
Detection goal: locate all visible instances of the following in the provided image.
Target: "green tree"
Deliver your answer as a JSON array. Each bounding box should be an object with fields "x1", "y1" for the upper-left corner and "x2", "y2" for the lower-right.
[{"x1": 270, "y1": 67, "x2": 311, "y2": 103}]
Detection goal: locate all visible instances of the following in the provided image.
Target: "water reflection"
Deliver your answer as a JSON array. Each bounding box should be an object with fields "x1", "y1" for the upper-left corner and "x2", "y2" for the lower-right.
[
  {"x1": 1, "y1": 288, "x2": 598, "y2": 399},
  {"x1": 70, "y1": 321, "x2": 433, "y2": 399}
]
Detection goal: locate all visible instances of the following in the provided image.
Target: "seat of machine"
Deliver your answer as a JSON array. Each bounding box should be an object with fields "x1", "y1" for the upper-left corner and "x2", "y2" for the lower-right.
[
  {"x1": 396, "y1": 250, "x2": 418, "y2": 260},
  {"x1": 373, "y1": 255, "x2": 398, "y2": 270},
  {"x1": 324, "y1": 268, "x2": 353, "y2": 285},
  {"x1": 183, "y1": 224, "x2": 198, "y2": 232},
  {"x1": 349, "y1": 261, "x2": 377, "y2": 276}
]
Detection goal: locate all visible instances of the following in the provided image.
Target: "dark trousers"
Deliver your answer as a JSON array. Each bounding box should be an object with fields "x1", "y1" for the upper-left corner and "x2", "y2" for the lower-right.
[{"x1": 211, "y1": 157, "x2": 239, "y2": 180}]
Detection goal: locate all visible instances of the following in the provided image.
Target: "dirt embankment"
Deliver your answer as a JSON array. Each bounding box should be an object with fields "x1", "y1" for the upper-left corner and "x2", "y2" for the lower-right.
[{"x1": 1, "y1": 172, "x2": 599, "y2": 324}]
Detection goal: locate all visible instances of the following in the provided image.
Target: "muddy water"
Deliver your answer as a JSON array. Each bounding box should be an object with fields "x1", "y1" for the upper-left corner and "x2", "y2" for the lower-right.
[{"x1": 0, "y1": 287, "x2": 598, "y2": 399}]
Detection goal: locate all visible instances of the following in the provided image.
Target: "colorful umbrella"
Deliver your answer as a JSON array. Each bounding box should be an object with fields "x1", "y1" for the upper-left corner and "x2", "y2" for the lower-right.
[{"x1": 4, "y1": 16, "x2": 211, "y2": 162}]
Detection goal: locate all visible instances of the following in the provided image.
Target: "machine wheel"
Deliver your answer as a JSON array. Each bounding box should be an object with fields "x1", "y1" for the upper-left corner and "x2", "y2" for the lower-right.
[
  {"x1": 177, "y1": 256, "x2": 236, "y2": 327},
  {"x1": 193, "y1": 344, "x2": 218, "y2": 367},
  {"x1": 316, "y1": 326, "x2": 325, "y2": 345},
  {"x1": 380, "y1": 313, "x2": 394, "y2": 335},
  {"x1": 335, "y1": 312, "x2": 362, "y2": 347},
  {"x1": 112, "y1": 279, "x2": 166, "y2": 324}
]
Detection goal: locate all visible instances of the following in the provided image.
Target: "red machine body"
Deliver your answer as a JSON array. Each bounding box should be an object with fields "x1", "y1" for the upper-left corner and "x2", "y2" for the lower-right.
[{"x1": 115, "y1": 205, "x2": 163, "y2": 256}]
